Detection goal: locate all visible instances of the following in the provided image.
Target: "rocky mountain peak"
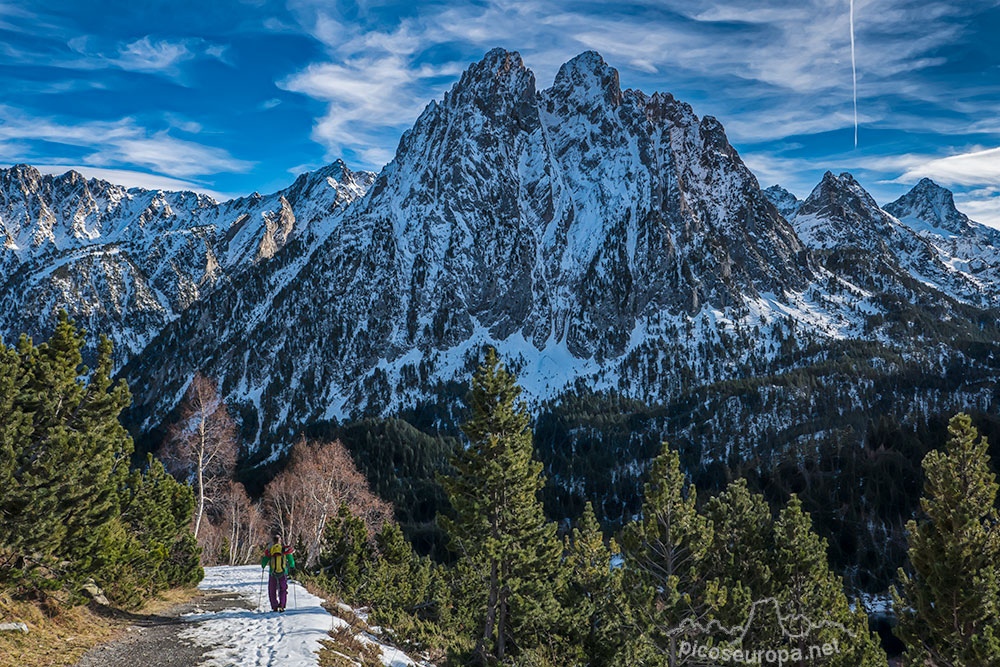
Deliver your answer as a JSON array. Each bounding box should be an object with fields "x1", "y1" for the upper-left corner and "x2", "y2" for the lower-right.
[
  {"x1": 2, "y1": 164, "x2": 43, "y2": 193},
  {"x1": 55, "y1": 169, "x2": 85, "y2": 186},
  {"x1": 787, "y1": 170, "x2": 912, "y2": 256},
  {"x1": 446, "y1": 48, "x2": 536, "y2": 108},
  {"x1": 301, "y1": 159, "x2": 355, "y2": 186},
  {"x1": 836, "y1": 172, "x2": 879, "y2": 204},
  {"x1": 785, "y1": 169, "x2": 1000, "y2": 308},
  {"x1": 799, "y1": 171, "x2": 880, "y2": 221},
  {"x1": 282, "y1": 160, "x2": 375, "y2": 210},
  {"x1": 763, "y1": 184, "x2": 800, "y2": 218},
  {"x1": 549, "y1": 50, "x2": 622, "y2": 107},
  {"x1": 884, "y1": 178, "x2": 974, "y2": 237}
]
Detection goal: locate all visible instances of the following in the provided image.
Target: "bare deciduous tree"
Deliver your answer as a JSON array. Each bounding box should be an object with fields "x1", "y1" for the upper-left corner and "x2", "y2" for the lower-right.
[
  {"x1": 262, "y1": 467, "x2": 303, "y2": 546},
  {"x1": 263, "y1": 437, "x2": 391, "y2": 565},
  {"x1": 196, "y1": 520, "x2": 225, "y2": 566},
  {"x1": 220, "y1": 481, "x2": 267, "y2": 565},
  {"x1": 161, "y1": 373, "x2": 238, "y2": 539}
]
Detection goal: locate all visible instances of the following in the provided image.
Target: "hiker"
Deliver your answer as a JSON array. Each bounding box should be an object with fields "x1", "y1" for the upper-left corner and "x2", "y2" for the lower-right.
[{"x1": 261, "y1": 534, "x2": 295, "y2": 612}]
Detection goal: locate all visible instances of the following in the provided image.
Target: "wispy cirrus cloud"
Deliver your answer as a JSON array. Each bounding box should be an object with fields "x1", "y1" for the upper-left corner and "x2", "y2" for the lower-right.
[
  {"x1": 893, "y1": 147, "x2": 1000, "y2": 187},
  {"x1": 64, "y1": 35, "x2": 231, "y2": 77},
  {"x1": 0, "y1": 106, "x2": 253, "y2": 179},
  {"x1": 887, "y1": 147, "x2": 1000, "y2": 228},
  {"x1": 1, "y1": 0, "x2": 997, "y2": 201},
  {"x1": 279, "y1": 55, "x2": 461, "y2": 165},
  {"x1": 954, "y1": 192, "x2": 1000, "y2": 228},
  {"x1": 276, "y1": 0, "x2": 999, "y2": 174}
]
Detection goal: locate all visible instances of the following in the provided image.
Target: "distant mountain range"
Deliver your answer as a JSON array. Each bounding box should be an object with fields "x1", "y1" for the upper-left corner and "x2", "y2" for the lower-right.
[
  {"x1": 2, "y1": 49, "x2": 998, "y2": 468},
  {"x1": 0, "y1": 161, "x2": 373, "y2": 362}
]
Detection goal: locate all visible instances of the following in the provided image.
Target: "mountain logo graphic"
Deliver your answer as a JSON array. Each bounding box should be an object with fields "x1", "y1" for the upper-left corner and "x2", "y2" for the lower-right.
[{"x1": 665, "y1": 597, "x2": 858, "y2": 643}]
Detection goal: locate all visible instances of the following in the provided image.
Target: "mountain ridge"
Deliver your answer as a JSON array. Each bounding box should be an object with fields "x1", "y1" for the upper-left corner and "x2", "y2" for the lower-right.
[
  {"x1": 2, "y1": 49, "x2": 998, "y2": 474},
  {"x1": 0, "y1": 161, "x2": 374, "y2": 362},
  {"x1": 112, "y1": 48, "x2": 1000, "y2": 458}
]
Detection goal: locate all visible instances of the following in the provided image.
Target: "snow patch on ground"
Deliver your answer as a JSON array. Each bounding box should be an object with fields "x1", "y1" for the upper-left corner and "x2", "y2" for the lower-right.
[
  {"x1": 180, "y1": 565, "x2": 428, "y2": 667},
  {"x1": 181, "y1": 565, "x2": 331, "y2": 666}
]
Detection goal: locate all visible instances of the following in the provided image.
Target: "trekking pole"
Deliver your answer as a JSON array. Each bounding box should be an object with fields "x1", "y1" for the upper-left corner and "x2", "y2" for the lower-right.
[{"x1": 293, "y1": 575, "x2": 298, "y2": 610}]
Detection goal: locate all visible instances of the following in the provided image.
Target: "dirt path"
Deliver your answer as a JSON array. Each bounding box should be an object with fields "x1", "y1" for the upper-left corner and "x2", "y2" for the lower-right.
[
  {"x1": 73, "y1": 590, "x2": 253, "y2": 667},
  {"x1": 74, "y1": 565, "x2": 337, "y2": 667}
]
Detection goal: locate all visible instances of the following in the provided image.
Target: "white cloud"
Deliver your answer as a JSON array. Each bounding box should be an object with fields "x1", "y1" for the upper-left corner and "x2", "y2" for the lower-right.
[
  {"x1": 355, "y1": 146, "x2": 396, "y2": 167},
  {"x1": 87, "y1": 132, "x2": 252, "y2": 178},
  {"x1": 279, "y1": 52, "x2": 457, "y2": 166},
  {"x1": 163, "y1": 113, "x2": 203, "y2": 133},
  {"x1": 895, "y1": 147, "x2": 1000, "y2": 186},
  {"x1": 115, "y1": 37, "x2": 197, "y2": 71},
  {"x1": 954, "y1": 191, "x2": 1000, "y2": 229},
  {"x1": 0, "y1": 106, "x2": 253, "y2": 179},
  {"x1": 286, "y1": 162, "x2": 319, "y2": 176},
  {"x1": 277, "y1": 0, "x2": 992, "y2": 165},
  {"x1": 64, "y1": 35, "x2": 230, "y2": 76}
]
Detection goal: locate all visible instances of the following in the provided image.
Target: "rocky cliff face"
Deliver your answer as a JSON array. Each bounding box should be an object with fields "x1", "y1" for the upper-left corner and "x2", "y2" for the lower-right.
[
  {"x1": 785, "y1": 171, "x2": 999, "y2": 307},
  {"x1": 5, "y1": 49, "x2": 999, "y2": 459},
  {"x1": 120, "y1": 49, "x2": 829, "y2": 441},
  {"x1": 0, "y1": 161, "x2": 373, "y2": 362}
]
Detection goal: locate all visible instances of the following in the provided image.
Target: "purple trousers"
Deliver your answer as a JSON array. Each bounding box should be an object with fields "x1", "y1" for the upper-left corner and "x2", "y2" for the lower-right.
[{"x1": 268, "y1": 573, "x2": 288, "y2": 610}]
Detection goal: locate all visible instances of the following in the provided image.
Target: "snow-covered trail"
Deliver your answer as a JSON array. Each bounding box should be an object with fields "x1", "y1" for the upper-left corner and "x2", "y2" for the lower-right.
[{"x1": 181, "y1": 565, "x2": 333, "y2": 667}]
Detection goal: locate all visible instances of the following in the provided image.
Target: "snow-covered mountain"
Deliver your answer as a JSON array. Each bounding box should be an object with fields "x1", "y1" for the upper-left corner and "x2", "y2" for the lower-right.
[
  {"x1": 779, "y1": 171, "x2": 1000, "y2": 307},
  {"x1": 121, "y1": 49, "x2": 823, "y2": 439},
  {"x1": 117, "y1": 49, "x2": 999, "y2": 453},
  {"x1": 883, "y1": 177, "x2": 1000, "y2": 296},
  {"x1": 885, "y1": 177, "x2": 994, "y2": 239},
  {"x1": 3, "y1": 49, "x2": 998, "y2": 468},
  {"x1": 0, "y1": 161, "x2": 373, "y2": 362}
]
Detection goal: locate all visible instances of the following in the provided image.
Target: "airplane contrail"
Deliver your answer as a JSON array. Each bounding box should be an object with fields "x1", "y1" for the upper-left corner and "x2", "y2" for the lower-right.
[{"x1": 850, "y1": 0, "x2": 858, "y2": 147}]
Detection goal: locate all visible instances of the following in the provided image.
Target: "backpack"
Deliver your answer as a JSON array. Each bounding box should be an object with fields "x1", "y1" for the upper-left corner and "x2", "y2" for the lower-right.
[{"x1": 269, "y1": 545, "x2": 288, "y2": 574}]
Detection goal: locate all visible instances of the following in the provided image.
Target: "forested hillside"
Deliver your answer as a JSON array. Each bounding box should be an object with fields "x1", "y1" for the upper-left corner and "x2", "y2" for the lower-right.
[
  {"x1": 0, "y1": 314, "x2": 201, "y2": 611},
  {"x1": 6, "y1": 318, "x2": 1000, "y2": 665},
  {"x1": 299, "y1": 350, "x2": 1000, "y2": 665}
]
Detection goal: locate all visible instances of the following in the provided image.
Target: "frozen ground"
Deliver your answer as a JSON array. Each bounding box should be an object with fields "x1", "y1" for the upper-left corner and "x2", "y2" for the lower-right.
[
  {"x1": 181, "y1": 565, "x2": 425, "y2": 667},
  {"x1": 180, "y1": 565, "x2": 332, "y2": 666},
  {"x1": 75, "y1": 564, "x2": 424, "y2": 667}
]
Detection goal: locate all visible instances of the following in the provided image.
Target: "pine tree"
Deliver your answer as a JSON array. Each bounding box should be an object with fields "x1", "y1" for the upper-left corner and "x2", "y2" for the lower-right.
[
  {"x1": 439, "y1": 348, "x2": 564, "y2": 665},
  {"x1": 0, "y1": 336, "x2": 30, "y2": 566},
  {"x1": 1, "y1": 314, "x2": 202, "y2": 605},
  {"x1": 704, "y1": 479, "x2": 776, "y2": 644},
  {"x1": 366, "y1": 521, "x2": 452, "y2": 652},
  {"x1": 369, "y1": 521, "x2": 423, "y2": 610},
  {"x1": 99, "y1": 455, "x2": 203, "y2": 606},
  {"x1": 318, "y1": 503, "x2": 374, "y2": 600},
  {"x1": 893, "y1": 413, "x2": 1000, "y2": 665},
  {"x1": 619, "y1": 442, "x2": 719, "y2": 666},
  {"x1": 771, "y1": 496, "x2": 885, "y2": 667},
  {"x1": 129, "y1": 457, "x2": 203, "y2": 586},
  {"x1": 0, "y1": 313, "x2": 132, "y2": 590},
  {"x1": 563, "y1": 502, "x2": 624, "y2": 667}
]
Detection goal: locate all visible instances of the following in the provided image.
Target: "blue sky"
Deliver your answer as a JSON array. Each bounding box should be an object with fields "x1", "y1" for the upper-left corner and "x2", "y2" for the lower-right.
[{"x1": 1, "y1": 0, "x2": 998, "y2": 225}]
